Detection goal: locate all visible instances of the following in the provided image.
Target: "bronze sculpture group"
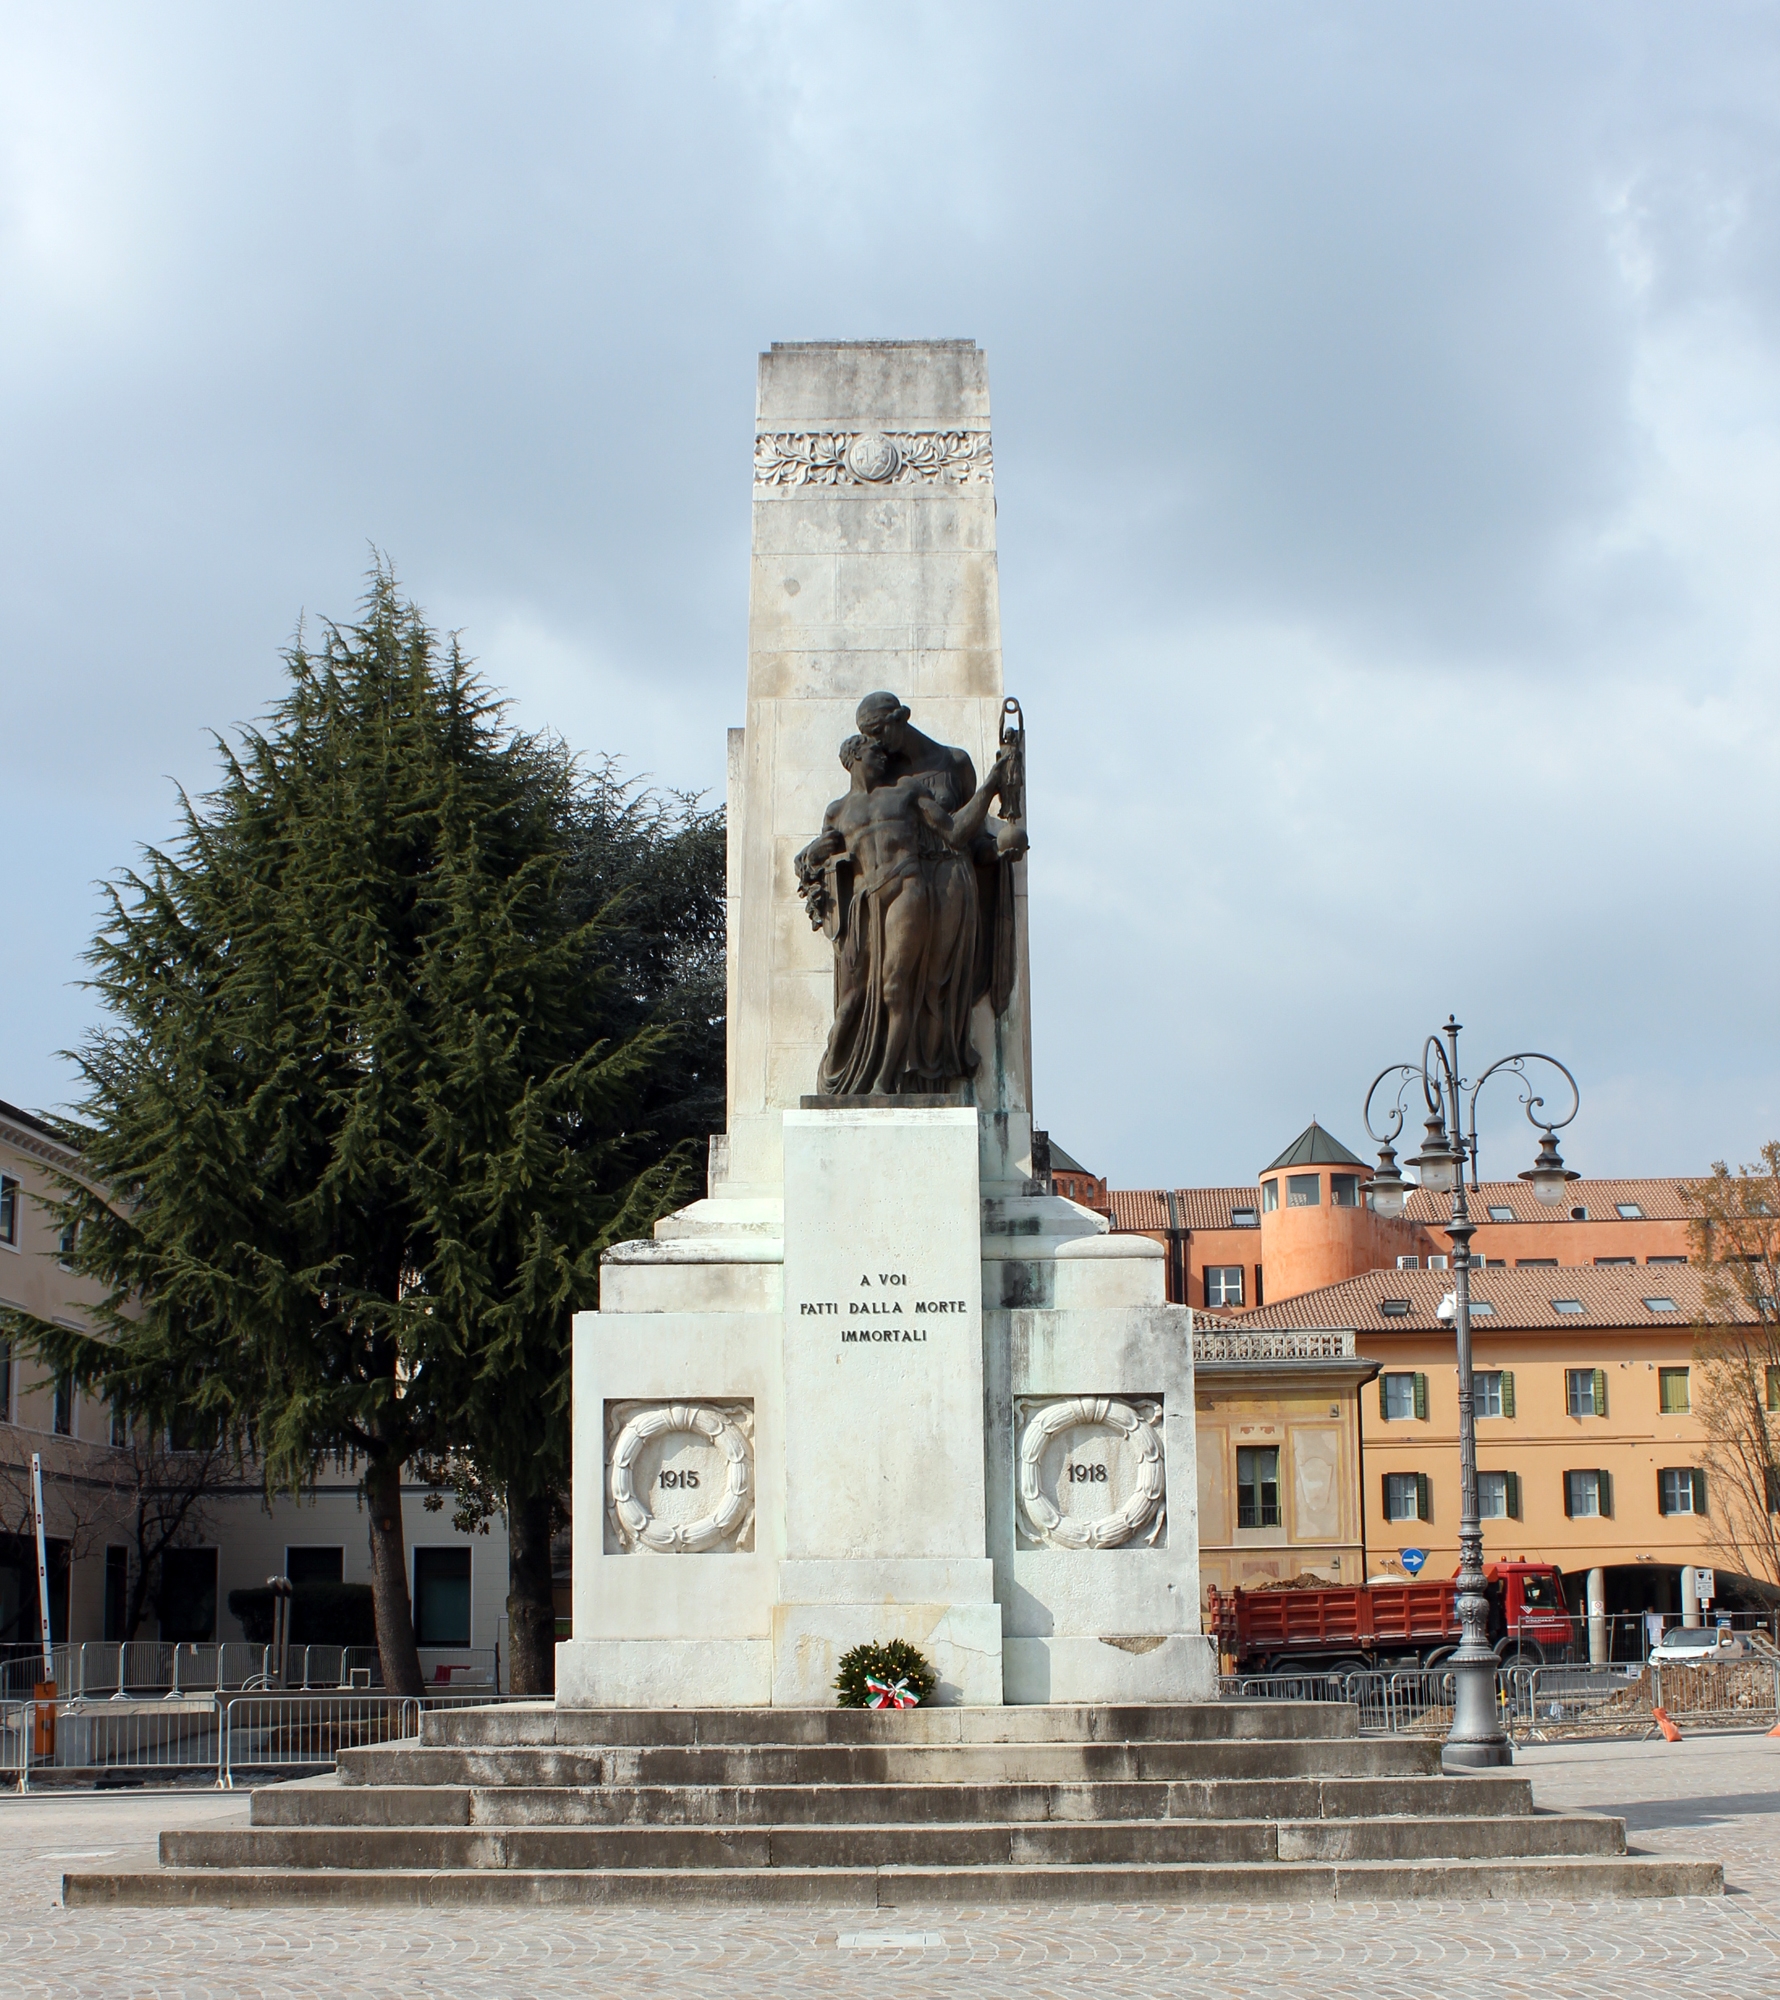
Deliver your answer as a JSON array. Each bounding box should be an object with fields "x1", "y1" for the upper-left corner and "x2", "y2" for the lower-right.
[{"x1": 796, "y1": 692, "x2": 1027, "y2": 1098}]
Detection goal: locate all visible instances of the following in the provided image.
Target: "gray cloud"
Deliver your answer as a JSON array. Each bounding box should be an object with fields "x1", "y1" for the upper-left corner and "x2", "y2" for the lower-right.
[{"x1": 3, "y1": 2, "x2": 1775, "y2": 1185}]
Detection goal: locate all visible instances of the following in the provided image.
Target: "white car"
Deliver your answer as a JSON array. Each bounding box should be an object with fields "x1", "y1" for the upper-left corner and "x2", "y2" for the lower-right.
[{"x1": 1648, "y1": 1625, "x2": 1748, "y2": 1665}]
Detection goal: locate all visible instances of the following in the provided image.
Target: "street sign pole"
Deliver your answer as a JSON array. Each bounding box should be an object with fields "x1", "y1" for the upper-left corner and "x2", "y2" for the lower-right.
[{"x1": 30, "y1": 1451, "x2": 54, "y2": 1679}]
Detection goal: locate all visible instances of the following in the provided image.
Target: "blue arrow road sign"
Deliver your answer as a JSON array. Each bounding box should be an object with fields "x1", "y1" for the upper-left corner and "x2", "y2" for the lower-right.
[{"x1": 1398, "y1": 1548, "x2": 1428, "y2": 1574}]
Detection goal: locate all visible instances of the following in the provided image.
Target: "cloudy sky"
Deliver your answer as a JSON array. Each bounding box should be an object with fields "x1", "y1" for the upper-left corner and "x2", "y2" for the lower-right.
[{"x1": 3, "y1": 3, "x2": 1776, "y2": 1187}]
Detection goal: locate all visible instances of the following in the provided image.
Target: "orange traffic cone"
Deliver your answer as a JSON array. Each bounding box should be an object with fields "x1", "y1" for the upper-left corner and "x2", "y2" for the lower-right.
[
  {"x1": 1766, "y1": 1717, "x2": 1780, "y2": 1738},
  {"x1": 1652, "y1": 1706, "x2": 1682, "y2": 1742}
]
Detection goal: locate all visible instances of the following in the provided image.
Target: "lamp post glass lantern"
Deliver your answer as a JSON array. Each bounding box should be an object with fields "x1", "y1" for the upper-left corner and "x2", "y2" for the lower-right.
[{"x1": 1363, "y1": 1017, "x2": 1580, "y2": 1773}]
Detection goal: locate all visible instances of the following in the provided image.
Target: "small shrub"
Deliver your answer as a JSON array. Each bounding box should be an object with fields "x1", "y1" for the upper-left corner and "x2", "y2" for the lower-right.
[{"x1": 833, "y1": 1638, "x2": 937, "y2": 1709}]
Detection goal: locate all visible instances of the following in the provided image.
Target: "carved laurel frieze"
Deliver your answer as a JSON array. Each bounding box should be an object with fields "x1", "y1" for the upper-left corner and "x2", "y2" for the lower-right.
[
  {"x1": 604, "y1": 1399, "x2": 755, "y2": 1555},
  {"x1": 752, "y1": 429, "x2": 994, "y2": 489},
  {"x1": 1015, "y1": 1395, "x2": 1166, "y2": 1552}
]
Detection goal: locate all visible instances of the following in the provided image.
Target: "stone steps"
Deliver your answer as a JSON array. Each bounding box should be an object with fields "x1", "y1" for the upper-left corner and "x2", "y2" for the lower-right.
[
  {"x1": 65, "y1": 1855, "x2": 1723, "y2": 1909},
  {"x1": 416, "y1": 1703, "x2": 1358, "y2": 1747},
  {"x1": 338, "y1": 1736, "x2": 1436, "y2": 1790},
  {"x1": 59, "y1": 1702, "x2": 1724, "y2": 1907},
  {"x1": 162, "y1": 1813, "x2": 1626, "y2": 1871},
  {"x1": 252, "y1": 1773, "x2": 1537, "y2": 1828}
]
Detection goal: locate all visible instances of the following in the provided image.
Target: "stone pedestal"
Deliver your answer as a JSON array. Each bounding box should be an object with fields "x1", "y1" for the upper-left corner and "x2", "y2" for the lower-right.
[
  {"x1": 555, "y1": 341, "x2": 1212, "y2": 1709},
  {"x1": 772, "y1": 1107, "x2": 1002, "y2": 1703}
]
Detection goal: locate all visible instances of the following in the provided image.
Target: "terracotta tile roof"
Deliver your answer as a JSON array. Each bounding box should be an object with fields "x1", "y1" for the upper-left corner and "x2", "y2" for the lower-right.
[
  {"x1": 1226, "y1": 1264, "x2": 1745, "y2": 1333},
  {"x1": 1403, "y1": 1176, "x2": 1703, "y2": 1226},
  {"x1": 1106, "y1": 1188, "x2": 1263, "y2": 1234}
]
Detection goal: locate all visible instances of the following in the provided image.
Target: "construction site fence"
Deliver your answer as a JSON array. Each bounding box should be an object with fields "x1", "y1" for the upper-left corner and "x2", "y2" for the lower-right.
[
  {"x1": 3, "y1": 1686, "x2": 538, "y2": 1791},
  {"x1": 1223, "y1": 1657, "x2": 1780, "y2": 1740},
  {"x1": 0, "y1": 1639, "x2": 500, "y2": 1706}
]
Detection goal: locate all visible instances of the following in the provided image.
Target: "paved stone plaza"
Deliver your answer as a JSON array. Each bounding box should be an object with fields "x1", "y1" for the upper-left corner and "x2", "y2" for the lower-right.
[{"x1": 0, "y1": 1733, "x2": 1772, "y2": 1998}]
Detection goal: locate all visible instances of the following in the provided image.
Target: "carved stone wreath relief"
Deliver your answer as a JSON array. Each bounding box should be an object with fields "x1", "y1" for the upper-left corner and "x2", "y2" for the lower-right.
[
  {"x1": 604, "y1": 1400, "x2": 755, "y2": 1555},
  {"x1": 752, "y1": 429, "x2": 994, "y2": 489},
  {"x1": 1015, "y1": 1396, "x2": 1166, "y2": 1551}
]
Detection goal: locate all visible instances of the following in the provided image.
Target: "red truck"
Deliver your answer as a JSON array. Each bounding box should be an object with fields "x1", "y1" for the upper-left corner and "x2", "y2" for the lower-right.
[{"x1": 1207, "y1": 1561, "x2": 1572, "y2": 1674}]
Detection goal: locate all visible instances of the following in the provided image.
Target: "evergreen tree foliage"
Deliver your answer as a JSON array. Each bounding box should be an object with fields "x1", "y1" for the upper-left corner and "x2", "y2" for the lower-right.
[{"x1": 15, "y1": 567, "x2": 709, "y2": 1693}]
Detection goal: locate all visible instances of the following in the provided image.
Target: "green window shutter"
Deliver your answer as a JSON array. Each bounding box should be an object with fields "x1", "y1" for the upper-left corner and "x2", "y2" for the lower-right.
[
  {"x1": 1505, "y1": 1470, "x2": 1522, "y2": 1520},
  {"x1": 1500, "y1": 1370, "x2": 1515, "y2": 1419},
  {"x1": 1692, "y1": 1467, "x2": 1707, "y2": 1517},
  {"x1": 1413, "y1": 1373, "x2": 1428, "y2": 1422},
  {"x1": 1381, "y1": 1471, "x2": 1391, "y2": 1519},
  {"x1": 1767, "y1": 1365, "x2": 1780, "y2": 1412},
  {"x1": 1592, "y1": 1368, "x2": 1608, "y2": 1418},
  {"x1": 1416, "y1": 1472, "x2": 1432, "y2": 1522},
  {"x1": 1563, "y1": 1473, "x2": 1575, "y2": 1519},
  {"x1": 1379, "y1": 1377, "x2": 1389, "y2": 1422},
  {"x1": 1598, "y1": 1468, "x2": 1613, "y2": 1518},
  {"x1": 1656, "y1": 1469, "x2": 1670, "y2": 1517}
]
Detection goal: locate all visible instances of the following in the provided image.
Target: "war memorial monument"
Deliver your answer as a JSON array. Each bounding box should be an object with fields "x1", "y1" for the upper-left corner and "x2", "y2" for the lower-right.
[
  {"x1": 559, "y1": 338, "x2": 1204, "y2": 1709},
  {"x1": 66, "y1": 343, "x2": 1719, "y2": 1906}
]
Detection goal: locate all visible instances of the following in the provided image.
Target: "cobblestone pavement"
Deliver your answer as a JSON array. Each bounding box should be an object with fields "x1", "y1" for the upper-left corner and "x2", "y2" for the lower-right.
[{"x1": 0, "y1": 1733, "x2": 1774, "y2": 1999}]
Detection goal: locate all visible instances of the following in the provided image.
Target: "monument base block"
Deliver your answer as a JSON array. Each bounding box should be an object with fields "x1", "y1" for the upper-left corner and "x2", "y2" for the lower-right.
[
  {"x1": 555, "y1": 1638, "x2": 772, "y2": 1710},
  {"x1": 770, "y1": 1601, "x2": 1004, "y2": 1707},
  {"x1": 1003, "y1": 1634, "x2": 1217, "y2": 1706}
]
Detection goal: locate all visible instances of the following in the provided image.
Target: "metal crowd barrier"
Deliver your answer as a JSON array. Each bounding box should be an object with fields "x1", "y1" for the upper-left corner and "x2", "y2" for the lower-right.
[
  {"x1": 7, "y1": 1684, "x2": 539, "y2": 1791},
  {"x1": 1221, "y1": 1655, "x2": 1780, "y2": 1742},
  {"x1": 0, "y1": 1641, "x2": 273, "y2": 1704}
]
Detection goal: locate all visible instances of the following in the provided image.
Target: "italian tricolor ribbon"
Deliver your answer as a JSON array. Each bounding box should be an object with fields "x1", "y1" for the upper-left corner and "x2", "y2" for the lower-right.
[{"x1": 865, "y1": 1674, "x2": 917, "y2": 1710}]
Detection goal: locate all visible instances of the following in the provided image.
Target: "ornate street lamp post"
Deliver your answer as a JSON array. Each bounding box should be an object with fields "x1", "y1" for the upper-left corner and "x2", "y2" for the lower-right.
[{"x1": 1362, "y1": 1016, "x2": 1580, "y2": 1771}]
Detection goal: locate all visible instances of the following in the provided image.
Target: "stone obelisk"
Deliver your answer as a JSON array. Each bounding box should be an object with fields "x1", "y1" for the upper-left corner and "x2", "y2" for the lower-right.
[{"x1": 558, "y1": 343, "x2": 1207, "y2": 1710}]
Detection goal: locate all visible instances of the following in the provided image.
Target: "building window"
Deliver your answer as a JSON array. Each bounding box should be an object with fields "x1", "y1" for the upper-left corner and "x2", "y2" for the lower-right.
[
  {"x1": 54, "y1": 1370, "x2": 74, "y2": 1438},
  {"x1": 1474, "y1": 1370, "x2": 1514, "y2": 1419},
  {"x1": 1426, "y1": 1255, "x2": 1449, "y2": 1271},
  {"x1": 1516, "y1": 1258, "x2": 1558, "y2": 1268},
  {"x1": 1571, "y1": 1206, "x2": 1589, "y2": 1221},
  {"x1": 1330, "y1": 1174, "x2": 1360, "y2": 1209},
  {"x1": 1552, "y1": 1299, "x2": 1584, "y2": 1315},
  {"x1": 0, "y1": 1175, "x2": 17, "y2": 1247},
  {"x1": 1379, "y1": 1297, "x2": 1411, "y2": 1317},
  {"x1": 105, "y1": 1547, "x2": 129, "y2": 1641},
  {"x1": 1565, "y1": 1368, "x2": 1607, "y2": 1418},
  {"x1": 1380, "y1": 1372, "x2": 1427, "y2": 1422},
  {"x1": 1487, "y1": 1205, "x2": 1515, "y2": 1223},
  {"x1": 0, "y1": 1339, "x2": 10, "y2": 1423},
  {"x1": 1286, "y1": 1174, "x2": 1320, "y2": 1208},
  {"x1": 413, "y1": 1547, "x2": 472, "y2": 1647},
  {"x1": 1485, "y1": 1258, "x2": 1508, "y2": 1269},
  {"x1": 1768, "y1": 1365, "x2": 1780, "y2": 1412},
  {"x1": 1616, "y1": 1203, "x2": 1645, "y2": 1220},
  {"x1": 1230, "y1": 1206, "x2": 1258, "y2": 1229},
  {"x1": 1647, "y1": 1256, "x2": 1688, "y2": 1267},
  {"x1": 110, "y1": 1399, "x2": 130, "y2": 1449},
  {"x1": 1594, "y1": 1257, "x2": 1634, "y2": 1268},
  {"x1": 1396, "y1": 1256, "x2": 1421, "y2": 1270},
  {"x1": 159, "y1": 1547, "x2": 218, "y2": 1642},
  {"x1": 285, "y1": 1546, "x2": 345, "y2": 1586},
  {"x1": 1564, "y1": 1469, "x2": 1612, "y2": 1518},
  {"x1": 1204, "y1": 1266, "x2": 1245, "y2": 1308},
  {"x1": 1236, "y1": 1447, "x2": 1281, "y2": 1528},
  {"x1": 1658, "y1": 1367, "x2": 1690, "y2": 1414},
  {"x1": 1658, "y1": 1467, "x2": 1706, "y2": 1516},
  {"x1": 1478, "y1": 1470, "x2": 1522, "y2": 1519},
  {"x1": 56, "y1": 1222, "x2": 78, "y2": 1269},
  {"x1": 1643, "y1": 1296, "x2": 1678, "y2": 1314},
  {"x1": 1767, "y1": 1467, "x2": 1780, "y2": 1514},
  {"x1": 1261, "y1": 1179, "x2": 1278, "y2": 1213},
  {"x1": 1470, "y1": 1300, "x2": 1494, "y2": 1316},
  {"x1": 1383, "y1": 1471, "x2": 1431, "y2": 1522}
]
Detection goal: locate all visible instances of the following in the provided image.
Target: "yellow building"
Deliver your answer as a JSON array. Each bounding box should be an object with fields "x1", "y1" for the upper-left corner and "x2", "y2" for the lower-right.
[
  {"x1": 1192, "y1": 1321, "x2": 1378, "y2": 1596},
  {"x1": 1230, "y1": 1265, "x2": 1761, "y2": 1631}
]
